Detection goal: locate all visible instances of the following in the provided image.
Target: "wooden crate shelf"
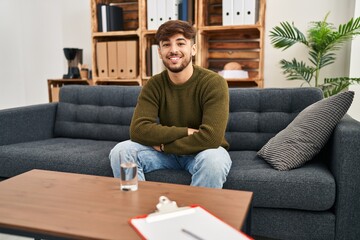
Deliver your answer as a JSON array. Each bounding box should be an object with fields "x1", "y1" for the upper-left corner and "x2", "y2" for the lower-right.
[{"x1": 90, "y1": 0, "x2": 266, "y2": 88}]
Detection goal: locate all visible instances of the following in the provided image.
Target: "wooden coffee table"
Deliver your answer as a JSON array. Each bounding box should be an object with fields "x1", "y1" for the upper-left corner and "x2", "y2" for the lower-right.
[{"x1": 0, "y1": 170, "x2": 253, "y2": 240}]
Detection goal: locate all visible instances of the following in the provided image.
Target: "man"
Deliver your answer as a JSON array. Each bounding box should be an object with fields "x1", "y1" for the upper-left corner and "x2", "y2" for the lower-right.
[{"x1": 109, "y1": 20, "x2": 231, "y2": 188}]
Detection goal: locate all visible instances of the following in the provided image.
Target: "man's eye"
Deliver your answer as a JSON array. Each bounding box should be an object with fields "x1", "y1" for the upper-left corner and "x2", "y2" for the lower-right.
[{"x1": 163, "y1": 44, "x2": 170, "y2": 47}]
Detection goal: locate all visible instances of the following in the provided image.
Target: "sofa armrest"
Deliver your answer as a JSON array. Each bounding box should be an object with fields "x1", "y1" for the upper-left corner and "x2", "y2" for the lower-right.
[
  {"x1": 327, "y1": 114, "x2": 360, "y2": 239},
  {"x1": 0, "y1": 103, "x2": 57, "y2": 145}
]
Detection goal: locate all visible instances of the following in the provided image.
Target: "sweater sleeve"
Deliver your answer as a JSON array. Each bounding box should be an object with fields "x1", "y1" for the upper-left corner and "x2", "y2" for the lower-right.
[
  {"x1": 130, "y1": 78, "x2": 188, "y2": 146},
  {"x1": 164, "y1": 76, "x2": 229, "y2": 155}
]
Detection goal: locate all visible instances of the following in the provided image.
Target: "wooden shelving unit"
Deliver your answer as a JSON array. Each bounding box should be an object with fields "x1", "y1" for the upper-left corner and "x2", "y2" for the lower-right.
[
  {"x1": 90, "y1": 0, "x2": 142, "y2": 85},
  {"x1": 90, "y1": 0, "x2": 266, "y2": 87},
  {"x1": 197, "y1": 0, "x2": 266, "y2": 88}
]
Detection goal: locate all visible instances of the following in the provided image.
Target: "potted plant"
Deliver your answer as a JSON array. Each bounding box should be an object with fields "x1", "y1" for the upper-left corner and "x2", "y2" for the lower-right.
[{"x1": 270, "y1": 13, "x2": 360, "y2": 97}]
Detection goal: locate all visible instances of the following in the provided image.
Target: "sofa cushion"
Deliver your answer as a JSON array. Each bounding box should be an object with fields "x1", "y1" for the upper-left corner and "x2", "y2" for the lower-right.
[
  {"x1": 226, "y1": 151, "x2": 335, "y2": 211},
  {"x1": 145, "y1": 150, "x2": 335, "y2": 211},
  {"x1": 257, "y1": 91, "x2": 354, "y2": 170},
  {"x1": 54, "y1": 85, "x2": 141, "y2": 141},
  {"x1": 226, "y1": 87, "x2": 323, "y2": 151},
  {"x1": 0, "y1": 138, "x2": 116, "y2": 178}
]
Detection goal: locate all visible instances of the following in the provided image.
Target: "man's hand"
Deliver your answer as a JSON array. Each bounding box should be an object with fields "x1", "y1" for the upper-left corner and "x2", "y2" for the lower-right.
[
  {"x1": 153, "y1": 146, "x2": 161, "y2": 152},
  {"x1": 153, "y1": 129, "x2": 198, "y2": 152},
  {"x1": 188, "y1": 128, "x2": 199, "y2": 135}
]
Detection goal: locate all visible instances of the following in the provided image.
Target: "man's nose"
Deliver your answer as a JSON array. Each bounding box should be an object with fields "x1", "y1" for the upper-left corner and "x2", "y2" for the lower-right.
[{"x1": 169, "y1": 44, "x2": 179, "y2": 54}]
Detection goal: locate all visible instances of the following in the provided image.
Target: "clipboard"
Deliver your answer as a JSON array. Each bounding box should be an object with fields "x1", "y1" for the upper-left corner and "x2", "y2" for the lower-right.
[{"x1": 129, "y1": 196, "x2": 253, "y2": 240}]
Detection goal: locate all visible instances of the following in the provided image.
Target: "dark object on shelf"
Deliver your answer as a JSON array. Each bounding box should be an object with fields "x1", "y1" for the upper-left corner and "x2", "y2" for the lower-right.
[
  {"x1": 109, "y1": 5, "x2": 124, "y2": 31},
  {"x1": 63, "y1": 48, "x2": 83, "y2": 79},
  {"x1": 97, "y1": 4, "x2": 124, "y2": 32}
]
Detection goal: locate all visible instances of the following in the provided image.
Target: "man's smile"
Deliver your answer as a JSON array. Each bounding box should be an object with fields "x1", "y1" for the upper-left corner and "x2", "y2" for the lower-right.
[{"x1": 168, "y1": 55, "x2": 182, "y2": 64}]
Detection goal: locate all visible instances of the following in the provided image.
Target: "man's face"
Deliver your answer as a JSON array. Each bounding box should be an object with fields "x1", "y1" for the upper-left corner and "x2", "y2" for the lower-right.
[{"x1": 158, "y1": 33, "x2": 196, "y2": 73}]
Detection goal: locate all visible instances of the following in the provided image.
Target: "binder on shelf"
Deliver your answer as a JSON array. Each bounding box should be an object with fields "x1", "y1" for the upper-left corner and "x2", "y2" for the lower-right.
[
  {"x1": 126, "y1": 40, "x2": 138, "y2": 78},
  {"x1": 157, "y1": 0, "x2": 167, "y2": 27},
  {"x1": 117, "y1": 41, "x2": 127, "y2": 78},
  {"x1": 151, "y1": 44, "x2": 165, "y2": 76},
  {"x1": 166, "y1": 0, "x2": 179, "y2": 21},
  {"x1": 147, "y1": 0, "x2": 158, "y2": 30},
  {"x1": 129, "y1": 196, "x2": 253, "y2": 240},
  {"x1": 233, "y1": 0, "x2": 244, "y2": 25},
  {"x1": 243, "y1": 0, "x2": 257, "y2": 25},
  {"x1": 96, "y1": 3, "x2": 104, "y2": 32},
  {"x1": 108, "y1": 5, "x2": 124, "y2": 31},
  {"x1": 179, "y1": 0, "x2": 188, "y2": 21},
  {"x1": 222, "y1": 0, "x2": 233, "y2": 26},
  {"x1": 151, "y1": 44, "x2": 159, "y2": 76},
  {"x1": 107, "y1": 41, "x2": 117, "y2": 78},
  {"x1": 101, "y1": 5, "x2": 109, "y2": 32},
  {"x1": 96, "y1": 42, "x2": 108, "y2": 78}
]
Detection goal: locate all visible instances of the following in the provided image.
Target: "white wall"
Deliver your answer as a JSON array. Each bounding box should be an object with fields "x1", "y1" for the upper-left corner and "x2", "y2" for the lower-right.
[
  {"x1": 0, "y1": 0, "x2": 358, "y2": 110},
  {"x1": 348, "y1": 0, "x2": 360, "y2": 121},
  {"x1": 0, "y1": 0, "x2": 91, "y2": 109}
]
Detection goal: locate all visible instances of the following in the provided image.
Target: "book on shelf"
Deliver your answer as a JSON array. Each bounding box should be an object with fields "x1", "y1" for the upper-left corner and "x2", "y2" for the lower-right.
[
  {"x1": 97, "y1": 3, "x2": 124, "y2": 32},
  {"x1": 96, "y1": 3, "x2": 104, "y2": 32},
  {"x1": 179, "y1": 0, "x2": 187, "y2": 22}
]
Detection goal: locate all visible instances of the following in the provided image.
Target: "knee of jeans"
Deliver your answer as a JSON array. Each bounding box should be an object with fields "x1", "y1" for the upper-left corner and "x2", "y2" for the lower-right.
[
  {"x1": 110, "y1": 140, "x2": 136, "y2": 157},
  {"x1": 196, "y1": 148, "x2": 232, "y2": 173}
]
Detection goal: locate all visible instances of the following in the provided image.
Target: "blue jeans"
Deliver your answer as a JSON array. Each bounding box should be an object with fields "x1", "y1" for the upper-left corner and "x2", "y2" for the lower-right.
[{"x1": 109, "y1": 140, "x2": 232, "y2": 188}]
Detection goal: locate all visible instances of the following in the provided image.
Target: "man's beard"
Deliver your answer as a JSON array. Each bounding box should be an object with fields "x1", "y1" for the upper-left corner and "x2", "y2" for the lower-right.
[{"x1": 162, "y1": 54, "x2": 192, "y2": 73}]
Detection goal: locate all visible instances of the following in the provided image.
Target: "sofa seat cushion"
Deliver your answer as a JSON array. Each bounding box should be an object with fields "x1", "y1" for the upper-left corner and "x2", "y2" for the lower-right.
[
  {"x1": 145, "y1": 151, "x2": 335, "y2": 211},
  {"x1": 226, "y1": 151, "x2": 335, "y2": 211},
  {"x1": 0, "y1": 138, "x2": 116, "y2": 178}
]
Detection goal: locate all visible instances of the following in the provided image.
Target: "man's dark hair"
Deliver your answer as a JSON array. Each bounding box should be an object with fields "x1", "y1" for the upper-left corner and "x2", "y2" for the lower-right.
[{"x1": 155, "y1": 20, "x2": 196, "y2": 44}]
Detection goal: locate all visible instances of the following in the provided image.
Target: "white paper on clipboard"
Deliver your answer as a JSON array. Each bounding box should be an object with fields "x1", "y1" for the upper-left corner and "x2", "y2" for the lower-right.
[{"x1": 129, "y1": 196, "x2": 253, "y2": 240}]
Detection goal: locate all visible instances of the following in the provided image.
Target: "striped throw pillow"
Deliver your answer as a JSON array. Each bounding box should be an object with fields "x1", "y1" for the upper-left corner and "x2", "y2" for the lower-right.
[{"x1": 257, "y1": 91, "x2": 354, "y2": 171}]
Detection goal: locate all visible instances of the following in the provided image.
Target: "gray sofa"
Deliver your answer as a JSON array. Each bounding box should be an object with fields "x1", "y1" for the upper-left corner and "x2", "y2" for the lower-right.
[{"x1": 0, "y1": 85, "x2": 359, "y2": 240}]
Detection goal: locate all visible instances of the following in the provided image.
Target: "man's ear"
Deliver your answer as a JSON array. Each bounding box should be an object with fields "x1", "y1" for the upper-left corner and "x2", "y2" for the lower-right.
[{"x1": 191, "y1": 44, "x2": 197, "y2": 56}]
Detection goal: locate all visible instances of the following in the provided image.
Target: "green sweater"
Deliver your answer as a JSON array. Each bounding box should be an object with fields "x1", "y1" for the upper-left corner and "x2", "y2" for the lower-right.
[{"x1": 130, "y1": 65, "x2": 229, "y2": 155}]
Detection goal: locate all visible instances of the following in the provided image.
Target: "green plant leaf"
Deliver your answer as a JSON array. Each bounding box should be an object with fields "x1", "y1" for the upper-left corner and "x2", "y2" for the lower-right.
[
  {"x1": 308, "y1": 21, "x2": 334, "y2": 52},
  {"x1": 322, "y1": 16, "x2": 360, "y2": 53},
  {"x1": 337, "y1": 16, "x2": 360, "y2": 38},
  {"x1": 270, "y1": 22, "x2": 308, "y2": 50},
  {"x1": 279, "y1": 59, "x2": 314, "y2": 83},
  {"x1": 321, "y1": 77, "x2": 360, "y2": 97},
  {"x1": 308, "y1": 51, "x2": 336, "y2": 69}
]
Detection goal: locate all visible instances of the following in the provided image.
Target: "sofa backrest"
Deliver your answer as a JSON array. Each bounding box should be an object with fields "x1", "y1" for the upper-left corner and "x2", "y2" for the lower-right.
[
  {"x1": 226, "y1": 88, "x2": 323, "y2": 151},
  {"x1": 54, "y1": 85, "x2": 323, "y2": 150},
  {"x1": 54, "y1": 85, "x2": 141, "y2": 142}
]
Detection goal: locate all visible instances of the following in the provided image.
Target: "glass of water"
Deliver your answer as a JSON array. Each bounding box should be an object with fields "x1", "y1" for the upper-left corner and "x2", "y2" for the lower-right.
[{"x1": 120, "y1": 150, "x2": 138, "y2": 191}]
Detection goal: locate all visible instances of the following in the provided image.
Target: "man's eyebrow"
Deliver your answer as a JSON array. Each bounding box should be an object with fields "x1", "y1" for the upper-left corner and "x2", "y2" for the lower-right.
[{"x1": 161, "y1": 38, "x2": 187, "y2": 43}]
